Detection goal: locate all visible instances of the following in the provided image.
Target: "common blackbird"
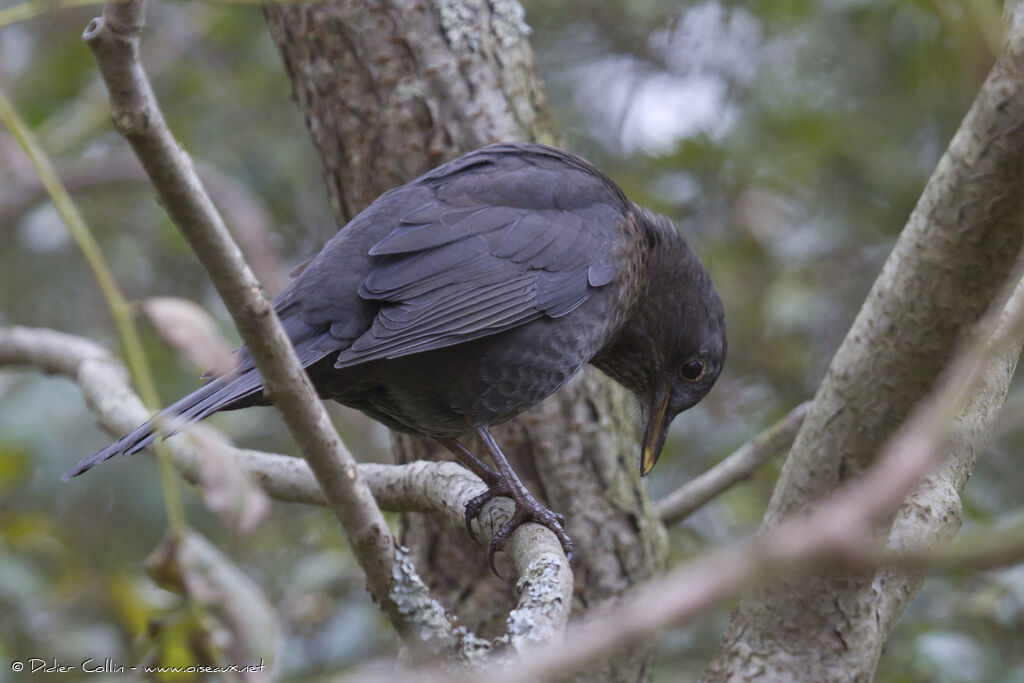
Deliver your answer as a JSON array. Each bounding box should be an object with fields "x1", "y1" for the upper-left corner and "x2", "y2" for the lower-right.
[{"x1": 66, "y1": 142, "x2": 727, "y2": 567}]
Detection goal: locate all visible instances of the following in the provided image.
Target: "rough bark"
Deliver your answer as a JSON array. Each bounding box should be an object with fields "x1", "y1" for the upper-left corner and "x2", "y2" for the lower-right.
[
  {"x1": 263, "y1": 1, "x2": 667, "y2": 679},
  {"x1": 705, "y1": 3, "x2": 1024, "y2": 680}
]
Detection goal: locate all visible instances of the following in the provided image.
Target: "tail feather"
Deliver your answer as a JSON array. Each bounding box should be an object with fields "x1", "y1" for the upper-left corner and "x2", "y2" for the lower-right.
[
  {"x1": 66, "y1": 310, "x2": 339, "y2": 481},
  {"x1": 63, "y1": 370, "x2": 265, "y2": 480}
]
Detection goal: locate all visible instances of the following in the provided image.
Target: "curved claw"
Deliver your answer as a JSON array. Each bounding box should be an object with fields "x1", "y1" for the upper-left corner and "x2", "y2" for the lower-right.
[
  {"x1": 557, "y1": 531, "x2": 575, "y2": 563},
  {"x1": 463, "y1": 489, "x2": 497, "y2": 546},
  {"x1": 528, "y1": 504, "x2": 573, "y2": 562},
  {"x1": 488, "y1": 540, "x2": 504, "y2": 578},
  {"x1": 454, "y1": 428, "x2": 576, "y2": 575},
  {"x1": 486, "y1": 513, "x2": 520, "y2": 578}
]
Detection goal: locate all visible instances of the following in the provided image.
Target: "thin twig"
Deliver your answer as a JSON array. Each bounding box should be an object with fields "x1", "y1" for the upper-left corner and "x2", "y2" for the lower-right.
[{"x1": 655, "y1": 401, "x2": 810, "y2": 525}]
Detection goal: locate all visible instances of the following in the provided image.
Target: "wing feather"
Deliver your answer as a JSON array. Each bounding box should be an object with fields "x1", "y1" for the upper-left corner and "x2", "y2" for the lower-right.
[
  {"x1": 375, "y1": 277, "x2": 534, "y2": 329},
  {"x1": 337, "y1": 275, "x2": 539, "y2": 365},
  {"x1": 369, "y1": 206, "x2": 522, "y2": 256},
  {"x1": 283, "y1": 143, "x2": 632, "y2": 369}
]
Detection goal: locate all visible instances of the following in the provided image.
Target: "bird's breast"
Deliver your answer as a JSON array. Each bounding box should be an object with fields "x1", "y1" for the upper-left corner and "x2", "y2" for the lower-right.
[{"x1": 322, "y1": 288, "x2": 624, "y2": 437}]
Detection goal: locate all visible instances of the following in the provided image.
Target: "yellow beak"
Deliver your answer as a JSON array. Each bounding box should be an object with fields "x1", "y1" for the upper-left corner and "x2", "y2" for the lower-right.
[{"x1": 640, "y1": 391, "x2": 671, "y2": 477}]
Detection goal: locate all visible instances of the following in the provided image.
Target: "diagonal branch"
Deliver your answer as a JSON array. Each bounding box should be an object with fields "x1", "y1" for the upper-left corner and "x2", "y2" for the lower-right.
[
  {"x1": 80, "y1": 0, "x2": 430, "y2": 646},
  {"x1": 655, "y1": 402, "x2": 809, "y2": 525}
]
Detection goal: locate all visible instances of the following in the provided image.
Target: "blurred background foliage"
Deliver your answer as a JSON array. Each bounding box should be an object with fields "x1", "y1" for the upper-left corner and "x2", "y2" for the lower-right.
[{"x1": 1, "y1": 0, "x2": 1022, "y2": 680}]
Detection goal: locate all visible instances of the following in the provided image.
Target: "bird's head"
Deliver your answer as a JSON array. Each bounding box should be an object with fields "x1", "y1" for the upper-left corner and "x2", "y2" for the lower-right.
[{"x1": 593, "y1": 210, "x2": 726, "y2": 476}]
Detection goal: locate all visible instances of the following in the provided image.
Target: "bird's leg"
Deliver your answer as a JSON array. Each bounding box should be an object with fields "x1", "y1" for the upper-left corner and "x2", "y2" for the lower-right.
[
  {"x1": 474, "y1": 426, "x2": 574, "y2": 574},
  {"x1": 435, "y1": 437, "x2": 501, "y2": 485},
  {"x1": 435, "y1": 437, "x2": 502, "y2": 544}
]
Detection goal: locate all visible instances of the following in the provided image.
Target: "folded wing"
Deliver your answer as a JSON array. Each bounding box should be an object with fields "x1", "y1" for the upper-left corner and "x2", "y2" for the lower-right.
[{"x1": 289, "y1": 143, "x2": 631, "y2": 369}]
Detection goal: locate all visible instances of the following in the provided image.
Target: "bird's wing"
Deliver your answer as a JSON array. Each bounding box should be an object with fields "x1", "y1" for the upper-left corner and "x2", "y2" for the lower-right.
[
  {"x1": 331, "y1": 200, "x2": 622, "y2": 367},
  {"x1": 282, "y1": 143, "x2": 632, "y2": 369}
]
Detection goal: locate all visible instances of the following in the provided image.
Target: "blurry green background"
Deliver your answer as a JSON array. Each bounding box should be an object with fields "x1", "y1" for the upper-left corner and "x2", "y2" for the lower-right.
[{"x1": 2, "y1": 0, "x2": 1023, "y2": 680}]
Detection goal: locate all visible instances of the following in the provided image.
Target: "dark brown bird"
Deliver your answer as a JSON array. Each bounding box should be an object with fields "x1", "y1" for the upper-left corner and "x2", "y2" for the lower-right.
[{"x1": 66, "y1": 142, "x2": 726, "y2": 569}]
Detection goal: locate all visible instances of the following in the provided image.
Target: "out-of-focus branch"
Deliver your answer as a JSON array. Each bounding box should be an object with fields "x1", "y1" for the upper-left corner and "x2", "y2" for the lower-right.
[
  {"x1": 655, "y1": 402, "x2": 809, "y2": 525},
  {"x1": 0, "y1": 147, "x2": 137, "y2": 231},
  {"x1": 857, "y1": 270, "x2": 1024, "y2": 668},
  {"x1": 81, "y1": 0, "x2": 427, "y2": 645},
  {"x1": 0, "y1": 149, "x2": 287, "y2": 294},
  {"x1": 0, "y1": 324, "x2": 573, "y2": 656}
]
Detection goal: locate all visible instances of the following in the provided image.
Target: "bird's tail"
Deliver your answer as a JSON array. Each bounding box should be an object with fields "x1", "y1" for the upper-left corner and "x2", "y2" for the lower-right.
[{"x1": 63, "y1": 368, "x2": 266, "y2": 480}]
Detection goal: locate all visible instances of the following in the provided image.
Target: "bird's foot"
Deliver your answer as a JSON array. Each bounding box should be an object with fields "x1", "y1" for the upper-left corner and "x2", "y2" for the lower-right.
[
  {"x1": 464, "y1": 486, "x2": 497, "y2": 545},
  {"x1": 462, "y1": 468, "x2": 504, "y2": 545},
  {"x1": 488, "y1": 493, "x2": 574, "y2": 577},
  {"x1": 464, "y1": 480, "x2": 574, "y2": 576}
]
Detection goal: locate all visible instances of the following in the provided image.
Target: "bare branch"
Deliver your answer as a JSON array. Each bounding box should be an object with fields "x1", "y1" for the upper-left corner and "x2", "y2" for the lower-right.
[
  {"x1": 81, "y1": 0, "x2": 430, "y2": 643},
  {"x1": 0, "y1": 146, "x2": 286, "y2": 293},
  {"x1": 655, "y1": 402, "x2": 809, "y2": 525},
  {"x1": 0, "y1": 325, "x2": 573, "y2": 656},
  {"x1": 0, "y1": 149, "x2": 139, "y2": 233}
]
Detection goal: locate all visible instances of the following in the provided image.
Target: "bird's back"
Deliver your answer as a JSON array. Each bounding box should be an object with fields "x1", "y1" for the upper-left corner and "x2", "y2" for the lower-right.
[{"x1": 275, "y1": 142, "x2": 641, "y2": 372}]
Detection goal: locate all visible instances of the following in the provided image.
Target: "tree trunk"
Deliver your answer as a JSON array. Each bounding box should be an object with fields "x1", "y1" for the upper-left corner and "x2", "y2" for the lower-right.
[
  {"x1": 264, "y1": 2, "x2": 667, "y2": 679},
  {"x1": 704, "y1": 3, "x2": 1024, "y2": 680}
]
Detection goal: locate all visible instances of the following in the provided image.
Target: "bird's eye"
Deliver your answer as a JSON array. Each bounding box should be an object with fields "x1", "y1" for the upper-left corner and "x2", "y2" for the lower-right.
[{"x1": 679, "y1": 359, "x2": 706, "y2": 382}]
